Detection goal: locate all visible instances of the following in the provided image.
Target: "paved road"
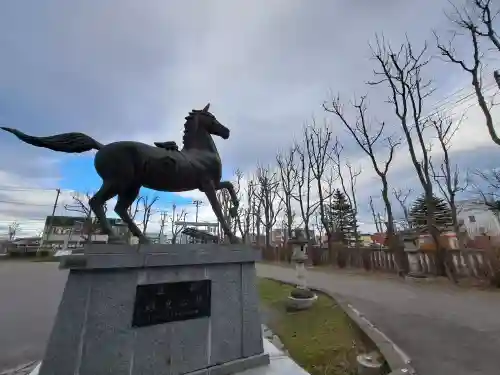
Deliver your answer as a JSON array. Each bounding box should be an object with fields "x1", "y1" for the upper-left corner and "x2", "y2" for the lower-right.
[
  {"x1": 0, "y1": 262, "x2": 67, "y2": 371},
  {"x1": 257, "y1": 263, "x2": 500, "y2": 375},
  {"x1": 1, "y1": 262, "x2": 500, "y2": 374}
]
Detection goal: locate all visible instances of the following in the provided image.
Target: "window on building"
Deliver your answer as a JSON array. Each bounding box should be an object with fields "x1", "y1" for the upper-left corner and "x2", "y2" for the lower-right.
[{"x1": 468, "y1": 215, "x2": 476, "y2": 223}]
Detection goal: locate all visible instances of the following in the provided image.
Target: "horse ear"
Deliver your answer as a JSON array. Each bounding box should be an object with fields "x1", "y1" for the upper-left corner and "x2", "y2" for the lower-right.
[{"x1": 203, "y1": 103, "x2": 210, "y2": 112}]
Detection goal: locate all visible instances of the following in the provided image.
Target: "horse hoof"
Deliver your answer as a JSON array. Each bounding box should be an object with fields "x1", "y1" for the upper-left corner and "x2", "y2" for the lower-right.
[
  {"x1": 229, "y1": 236, "x2": 241, "y2": 244},
  {"x1": 107, "y1": 236, "x2": 126, "y2": 244},
  {"x1": 139, "y1": 237, "x2": 151, "y2": 245}
]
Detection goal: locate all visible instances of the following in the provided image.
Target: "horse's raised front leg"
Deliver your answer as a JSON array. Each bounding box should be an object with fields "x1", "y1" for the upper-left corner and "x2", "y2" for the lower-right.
[
  {"x1": 217, "y1": 181, "x2": 239, "y2": 218},
  {"x1": 201, "y1": 180, "x2": 239, "y2": 244}
]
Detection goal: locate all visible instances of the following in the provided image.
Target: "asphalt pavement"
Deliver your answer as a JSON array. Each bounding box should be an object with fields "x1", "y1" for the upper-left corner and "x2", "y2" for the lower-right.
[
  {"x1": 0, "y1": 262, "x2": 67, "y2": 371},
  {"x1": 257, "y1": 263, "x2": 500, "y2": 375},
  {"x1": 1, "y1": 261, "x2": 500, "y2": 374}
]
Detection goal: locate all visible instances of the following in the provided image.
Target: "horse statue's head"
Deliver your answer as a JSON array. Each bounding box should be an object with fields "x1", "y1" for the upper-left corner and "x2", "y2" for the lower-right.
[{"x1": 183, "y1": 103, "x2": 230, "y2": 145}]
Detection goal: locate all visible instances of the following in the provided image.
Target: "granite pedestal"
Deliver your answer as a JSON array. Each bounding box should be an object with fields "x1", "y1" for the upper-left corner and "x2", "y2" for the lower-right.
[{"x1": 39, "y1": 244, "x2": 269, "y2": 375}]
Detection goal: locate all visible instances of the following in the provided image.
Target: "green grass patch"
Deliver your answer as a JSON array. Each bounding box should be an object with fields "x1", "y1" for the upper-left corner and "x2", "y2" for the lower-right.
[{"x1": 258, "y1": 278, "x2": 384, "y2": 375}]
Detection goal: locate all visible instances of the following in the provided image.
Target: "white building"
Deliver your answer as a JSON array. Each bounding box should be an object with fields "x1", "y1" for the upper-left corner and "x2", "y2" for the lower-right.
[{"x1": 456, "y1": 200, "x2": 500, "y2": 237}]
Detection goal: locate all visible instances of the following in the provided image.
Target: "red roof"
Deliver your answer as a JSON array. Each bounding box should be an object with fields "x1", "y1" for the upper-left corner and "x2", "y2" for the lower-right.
[{"x1": 371, "y1": 232, "x2": 388, "y2": 245}]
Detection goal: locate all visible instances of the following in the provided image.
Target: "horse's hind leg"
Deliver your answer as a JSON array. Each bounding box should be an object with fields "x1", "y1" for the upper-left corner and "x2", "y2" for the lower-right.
[
  {"x1": 89, "y1": 180, "x2": 119, "y2": 237},
  {"x1": 201, "y1": 180, "x2": 239, "y2": 244},
  {"x1": 114, "y1": 185, "x2": 149, "y2": 244}
]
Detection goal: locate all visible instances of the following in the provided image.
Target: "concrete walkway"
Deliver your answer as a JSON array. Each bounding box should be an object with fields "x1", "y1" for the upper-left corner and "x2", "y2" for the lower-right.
[{"x1": 256, "y1": 263, "x2": 500, "y2": 375}]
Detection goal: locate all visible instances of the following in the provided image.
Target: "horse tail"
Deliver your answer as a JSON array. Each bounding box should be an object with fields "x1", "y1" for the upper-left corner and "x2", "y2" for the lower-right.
[{"x1": 1, "y1": 127, "x2": 104, "y2": 153}]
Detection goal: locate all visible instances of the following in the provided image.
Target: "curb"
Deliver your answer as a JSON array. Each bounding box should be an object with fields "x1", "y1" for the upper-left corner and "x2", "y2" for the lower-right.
[
  {"x1": 262, "y1": 277, "x2": 417, "y2": 375},
  {"x1": 0, "y1": 361, "x2": 38, "y2": 375}
]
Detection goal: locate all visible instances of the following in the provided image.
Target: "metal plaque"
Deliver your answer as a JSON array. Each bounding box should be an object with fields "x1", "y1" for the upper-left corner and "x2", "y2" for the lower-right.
[{"x1": 132, "y1": 279, "x2": 211, "y2": 328}]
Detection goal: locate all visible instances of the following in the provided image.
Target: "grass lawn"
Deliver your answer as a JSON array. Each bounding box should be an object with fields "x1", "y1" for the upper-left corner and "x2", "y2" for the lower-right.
[{"x1": 258, "y1": 278, "x2": 386, "y2": 375}]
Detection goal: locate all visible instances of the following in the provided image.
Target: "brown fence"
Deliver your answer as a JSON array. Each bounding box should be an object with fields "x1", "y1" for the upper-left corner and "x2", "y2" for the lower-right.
[{"x1": 261, "y1": 245, "x2": 499, "y2": 281}]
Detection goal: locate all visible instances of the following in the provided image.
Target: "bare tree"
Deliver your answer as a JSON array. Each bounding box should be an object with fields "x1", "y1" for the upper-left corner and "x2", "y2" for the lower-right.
[
  {"x1": 8, "y1": 221, "x2": 19, "y2": 241},
  {"x1": 313, "y1": 211, "x2": 324, "y2": 244},
  {"x1": 248, "y1": 178, "x2": 263, "y2": 245},
  {"x1": 370, "y1": 37, "x2": 455, "y2": 280},
  {"x1": 325, "y1": 94, "x2": 401, "y2": 262},
  {"x1": 64, "y1": 192, "x2": 93, "y2": 218},
  {"x1": 127, "y1": 197, "x2": 142, "y2": 222},
  {"x1": 216, "y1": 189, "x2": 232, "y2": 241},
  {"x1": 469, "y1": 0, "x2": 500, "y2": 51},
  {"x1": 169, "y1": 203, "x2": 187, "y2": 244},
  {"x1": 304, "y1": 120, "x2": 334, "y2": 245},
  {"x1": 392, "y1": 188, "x2": 413, "y2": 229},
  {"x1": 291, "y1": 140, "x2": 319, "y2": 242},
  {"x1": 254, "y1": 165, "x2": 283, "y2": 249},
  {"x1": 369, "y1": 196, "x2": 382, "y2": 233},
  {"x1": 320, "y1": 165, "x2": 340, "y2": 240},
  {"x1": 64, "y1": 192, "x2": 108, "y2": 241},
  {"x1": 469, "y1": 168, "x2": 500, "y2": 209},
  {"x1": 232, "y1": 169, "x2": 244, "y2": 236},
  {"x1": 276, "y1": 145, "x2": 299, "y2": 241},
  {"x1": 237, "y1": 174, "x2": 255, "y2": 243},
  {"x1": 158, "y1": 211, "x2": 168, "y2": 243},
  {"x1": 435, "y1": 0, "x2": 500, "y2": 145},
  {"x1": 330, "y1": 138, "x2": 362, "y2": 244},
  {"x1": 137, "y1": 194, "x2": 159, "y2": 235},
  {"x1": 429, "y1": 114, "x2": 468, "y2": 246}
]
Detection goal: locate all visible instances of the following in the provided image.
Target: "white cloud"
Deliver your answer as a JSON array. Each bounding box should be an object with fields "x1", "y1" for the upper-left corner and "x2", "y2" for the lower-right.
[{"x1": 1, "y1": 0, "x2": 498, "y2": 238}]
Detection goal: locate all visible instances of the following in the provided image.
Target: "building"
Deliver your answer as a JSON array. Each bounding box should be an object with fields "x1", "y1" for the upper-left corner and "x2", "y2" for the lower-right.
[
  {"x1": 456, "y1": 200, "x2": 500, "y2": 238},
  {"x1": 174, "y1": 221, "x2": 219, "y2": 244},
  {"x1": 3, "y1": 237, "x2": 42, "y2": 255},
  {"x1": 40, "y1": 215, "x2": 129, "y2": 250},
  {"x1": 180, "y1": 227, "x2": 219, "y2": 244},
  {"x1": 371, "y1": 229, "x2": 459, "y2": 251},
  {"x1": 359, "y1": 233, "x2": 373, "y2": 246},
  {"x1": 144, "y1": 233, "x2": 169, "y2": 244}
]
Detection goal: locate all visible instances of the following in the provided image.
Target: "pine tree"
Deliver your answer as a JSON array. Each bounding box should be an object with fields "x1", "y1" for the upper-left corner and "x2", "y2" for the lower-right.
[
  {"x1": 409, "y1": 194, "x2": 453, "y2": 232},
  {"x1": 324, "y1": 189, "x2": 358, "y2": 245}
]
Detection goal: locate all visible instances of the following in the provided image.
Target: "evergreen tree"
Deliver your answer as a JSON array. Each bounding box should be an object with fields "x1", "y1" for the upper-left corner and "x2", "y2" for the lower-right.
[
  {"x1": 324, "y1": 189, "x2": 358, "y2": 245},
  {"x1": 409, "y1": 194, "x2": 453, "y2": 232}
]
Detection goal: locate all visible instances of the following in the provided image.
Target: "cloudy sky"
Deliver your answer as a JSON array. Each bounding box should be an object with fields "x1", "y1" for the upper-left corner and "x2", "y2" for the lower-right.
[{"x1": 0, "y1": 0, "x2": 499, "y2": 237}]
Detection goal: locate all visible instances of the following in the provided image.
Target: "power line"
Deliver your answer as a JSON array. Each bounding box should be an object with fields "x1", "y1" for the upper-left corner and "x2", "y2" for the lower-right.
[
  {"x1": 419, "y1": 82, "x2": 497, "y2": 123},
  {"x1": 0, "y1": 199, "x2": 55, "y2": 207},
  {"x1": 377, "y1": 82, "x2": 498, "y2": 136},
  {"x1": 0, "y1": 186, "x2": 59, "y2": 192}
]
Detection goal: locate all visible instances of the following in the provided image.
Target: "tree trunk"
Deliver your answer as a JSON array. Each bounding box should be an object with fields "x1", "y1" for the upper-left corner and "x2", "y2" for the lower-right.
[
  {"x1": 265, "y1": 225, "x2": 271, "y2": 249},
  {"x1": 450, "y1": 200, "x2": 464, "y2": 248},
  {"x1": 287, "y1": 208, "x2": 294, "y2": 239},
  {"x1": 256, "y1": 219, "x2": 261, "y2": 245},
  {"x1": 381, "y1": 178, "x2": 407, "y2": 275}
]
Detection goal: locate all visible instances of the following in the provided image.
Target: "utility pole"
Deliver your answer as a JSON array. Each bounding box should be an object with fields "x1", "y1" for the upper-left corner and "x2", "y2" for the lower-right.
[
  {"x1": 39, "y1": 188, "x2": 61, "y2": 251},
  {"x1": 193, "y1": 200, "x2": 203, "y2": 222},
  {"x1": 158, "y1": 211, "x2": 167, "y2": 244}
]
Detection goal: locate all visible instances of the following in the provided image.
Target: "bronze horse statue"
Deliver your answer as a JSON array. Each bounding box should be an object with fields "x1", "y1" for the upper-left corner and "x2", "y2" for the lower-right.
[{"x1": 1, "y1": 103, "x2": 240, "y2": 244}]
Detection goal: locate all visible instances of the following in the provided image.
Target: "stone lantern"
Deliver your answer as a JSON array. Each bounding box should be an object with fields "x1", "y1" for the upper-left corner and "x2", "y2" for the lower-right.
[{"x1": 286, "y1": 228, "x2": 317, "y2": 311}]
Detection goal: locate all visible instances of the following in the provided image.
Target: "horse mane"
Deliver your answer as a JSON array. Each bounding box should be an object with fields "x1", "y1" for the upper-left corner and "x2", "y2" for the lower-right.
[{"x1": 182, "y1": 109, "x2": 216, "y2": 149}]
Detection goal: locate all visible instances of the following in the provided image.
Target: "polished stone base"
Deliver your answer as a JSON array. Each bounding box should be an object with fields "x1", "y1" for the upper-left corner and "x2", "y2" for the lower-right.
[{"x1": 39, "y1": 244, "x2": 268, "y2": 375}]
